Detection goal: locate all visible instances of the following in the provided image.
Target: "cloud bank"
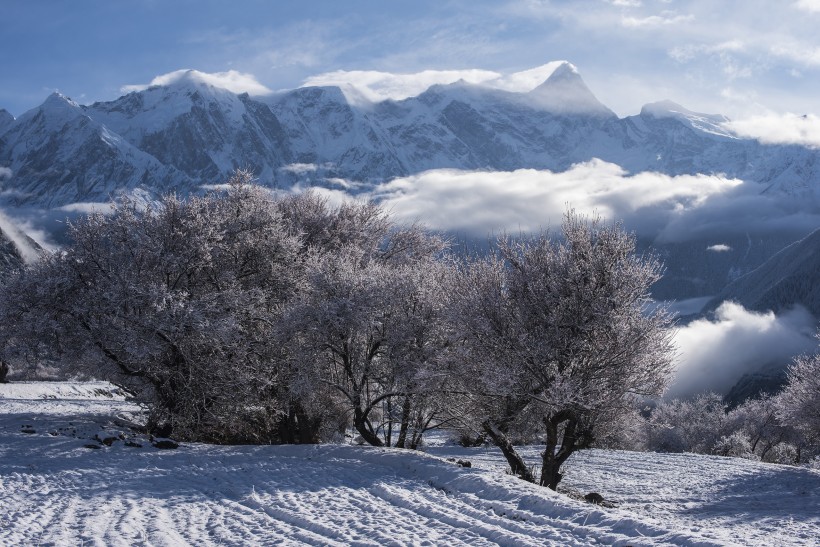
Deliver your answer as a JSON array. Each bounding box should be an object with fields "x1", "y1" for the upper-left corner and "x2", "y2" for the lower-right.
[
  {"x1": 668, "y1": 302, "x2": 818, "y2": 398},
  {"x1": 724, "y1": 113, "x2": 820, "y2": 148},
  {"x1": 367, "y1": 159, "x2": 820, "y2": 243},
  {"x1": 370, "y1": 160, "x2": 743, "y2": 238},
  {"x1": 121, "y1": 70, "x2": 272, "y2": 95}
]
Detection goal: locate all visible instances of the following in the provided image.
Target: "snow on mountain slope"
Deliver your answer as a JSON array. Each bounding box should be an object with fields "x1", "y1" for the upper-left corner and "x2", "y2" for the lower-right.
[
  {"x1": 87, "y1": 76, "x2": 292, "y2": 184},
  {"x1": 1, "y1": 382, "x2": 818, "y2": 546},
  {"x1": 2, "y1": 63, "x2": 820, "y2": 211},
  {"x1": 0, "y1": 93, "x2": 191, "y2": 207},
  {"x1": 527, "y1": 62, "x2": 615, "y2": 118},
  {"x1": 640, "y1": 100, "x2": 733, "y2": 138},
  {"x1": 267, "y1": 86, "x2": 405, "y2": 183}
]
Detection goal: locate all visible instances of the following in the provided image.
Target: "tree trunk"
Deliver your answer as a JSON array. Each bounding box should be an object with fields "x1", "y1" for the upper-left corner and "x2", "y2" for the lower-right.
[
  {"x1": 295, "y1": 403, "x2": 322, "y2": 444},
  {"x1": 385, "y1": 398, "x2": 393, "y2": 447},
  {"x1": 540, "y1": 413, "x2": 578, "y2": 490},
  {"x1": 482, "y1": 420, "x2": 534, "y2": 483},
  {"x1": 0, "y1": 360, "x2": 9, "y2": 383},
  {"x1": 395, "y1": 396, "x2": 412, "y2": 448},
  {"x1": 353, "y1": 405, "x2": 384, "y2": 447}
]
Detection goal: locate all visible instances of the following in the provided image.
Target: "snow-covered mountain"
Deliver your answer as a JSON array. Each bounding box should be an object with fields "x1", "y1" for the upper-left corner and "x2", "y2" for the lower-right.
[
  {"x1": 2, "y1": 62, "x2": 819, "y2": 209},
  {"x1": 0, "y1": 63, "x2": 818, "y2": 303},
  {"x1": 0, "y1": 93, "x2": 191, "y2": 208}
]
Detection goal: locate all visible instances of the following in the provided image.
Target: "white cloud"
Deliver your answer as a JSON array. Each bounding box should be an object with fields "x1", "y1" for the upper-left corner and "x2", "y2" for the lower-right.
[
  {"x1": 302, "y1": 69, "x2": 501, "y2": 103},
  {"x1": 724, "y1": 112, "x2": 820, "y2": 148},
  {"x1": 608, "y1": 0, "x2": 642, "y2": 6},
  {"x1": 795, "y1": 0, "x2": 820, "y2": 13},
  {"x1": 0, "y1": 167, "x2": 12, "y2": 180},
  {"x1": 668, "y1": 302, "x2": 818, "y2": 398},
  {"x1": 706, "y1": 244, "x2": 732, "y2": 252},
  {"x1": 300, "y1": 62, "x2": 567, "y2": 103},
  {"x1": 622, "y1": 13, "x2": 694, "y2": 28},
  {"x1": 56, "y1": 202, "x2": 115, "y2": 215},
  {"x1": 0, "y1": 209, "x2": 41, "y2": 264},
  {"x1": 668, "y1": 41, "x2": 746, "y2": 63},
  {"x1": 280, "y1": 163, "x2": 319, "y2": 174},
  {"x1": 489, "y1": 62, "x2": 570, "y2": 92},
  {"x1": 121, "y1": 69, "x2": 272, "y2": 95},
  {"x1": 769, "y1": 42, "x2": 820, "y2": 67},
  {"x1": 371, "y1": 160, "x2": 740, "y2": 235}
]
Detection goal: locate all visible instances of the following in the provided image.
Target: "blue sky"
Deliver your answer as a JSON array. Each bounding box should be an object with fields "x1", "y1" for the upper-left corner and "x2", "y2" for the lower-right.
[{"x1": 3, "y1": 0, "x2": 820, "y2": 121}]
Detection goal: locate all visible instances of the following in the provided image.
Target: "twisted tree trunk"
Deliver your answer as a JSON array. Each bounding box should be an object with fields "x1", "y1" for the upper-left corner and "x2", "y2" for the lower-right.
[{"x1": 482, "y1": 420, "x2": 534, "y2": 483}]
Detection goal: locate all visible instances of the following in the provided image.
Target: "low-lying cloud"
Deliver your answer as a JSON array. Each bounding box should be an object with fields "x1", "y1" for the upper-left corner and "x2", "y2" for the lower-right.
[
  {"x1": 706, "y1": 244, "x2": 732, "y2": 252},
  {"x1": 724, "y1": 112, "x2": 820, "y2": 148},
  {"x1": 371, "y1": 160, "x2": 741, "y2": 237},
  {"x1": 368, "y1": 160, "x2": 820, "y2": 243},
  {"x1": 668, "y1": 302, "x2": 818, "y2": 399}
]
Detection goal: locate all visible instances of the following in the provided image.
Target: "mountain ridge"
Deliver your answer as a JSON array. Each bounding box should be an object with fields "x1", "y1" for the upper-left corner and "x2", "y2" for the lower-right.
[{"x1": 0, "y1": 64, "x2": 818, "y2": 306}]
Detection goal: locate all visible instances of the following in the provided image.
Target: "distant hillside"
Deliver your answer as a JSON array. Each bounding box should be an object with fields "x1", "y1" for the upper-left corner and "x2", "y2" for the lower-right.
[{"x1": 704, "y1": 228, "x2": 820, "y2": 318}]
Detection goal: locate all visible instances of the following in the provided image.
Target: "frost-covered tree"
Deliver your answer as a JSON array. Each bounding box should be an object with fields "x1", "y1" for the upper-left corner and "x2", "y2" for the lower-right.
[
  {"x1": 278, "y1": 194, "x2": 451, "y2": 447},
  {"x1": 0, "y1": 171, "x2": 305, "y2": 442},
  {"x1": 727, "y1": 395, "x2": 797, "y2": 463},
  {"x1": 645, "y1": 393, "x2": 729, "y2": 454},
  {"x1": 454, "y1": 212, "x2": 675, "y2": 489},
  {"x1": 776, "y1": 346, "x2": 820, "y2": 457}
]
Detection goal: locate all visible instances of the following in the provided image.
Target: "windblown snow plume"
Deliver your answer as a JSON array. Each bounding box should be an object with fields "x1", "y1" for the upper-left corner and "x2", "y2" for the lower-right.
[
  {"x1": 301, "y1": 62, "x2": 569, "y2": 104},
  {"x1": 121, "y1": 69, "x2": 272, "y2": 95}
]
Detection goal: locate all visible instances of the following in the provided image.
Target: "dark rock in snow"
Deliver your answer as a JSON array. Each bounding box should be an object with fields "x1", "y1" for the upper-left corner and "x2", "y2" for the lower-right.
[
  {"x1": 152, "y1": 439, "x2": 179, "y2": 449},
  {"x1": 584, "y1": 492, "x2": 605, "y2": 504}
]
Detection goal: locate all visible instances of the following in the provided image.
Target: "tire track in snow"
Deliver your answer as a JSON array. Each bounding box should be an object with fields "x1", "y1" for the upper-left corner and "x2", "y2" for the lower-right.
[{"x1": 1, "y1": 400, "x2": 757, "y2": 546}]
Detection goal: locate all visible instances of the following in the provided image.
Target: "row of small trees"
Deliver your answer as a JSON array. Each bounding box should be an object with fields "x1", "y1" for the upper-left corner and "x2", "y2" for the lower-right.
[
  {"x1": 625, "y1": 352, "x2": 820, "y2": 466},
  {"x1": 0, "y1": 171, "x2": 674, "y2": 489}
]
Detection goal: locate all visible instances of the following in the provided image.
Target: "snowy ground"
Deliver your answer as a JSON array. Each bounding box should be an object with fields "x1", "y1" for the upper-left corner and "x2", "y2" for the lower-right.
[{"x1": 1, "y1": 383, "x2": 818, "y2": 546}]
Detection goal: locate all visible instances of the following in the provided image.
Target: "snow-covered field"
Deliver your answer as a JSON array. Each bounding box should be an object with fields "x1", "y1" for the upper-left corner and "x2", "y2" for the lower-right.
[{"x1": 1, "y1": 383, "x2": 818, "y2": 546}]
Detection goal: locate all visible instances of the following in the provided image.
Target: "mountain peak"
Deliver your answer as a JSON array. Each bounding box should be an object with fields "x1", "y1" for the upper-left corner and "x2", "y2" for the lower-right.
[
  {"x1": 640, "y1": 100, "x2": 732, "y2": 136},
  {"x1": 42, "y1": 92, "x2": 80, "y2": 109},
  {"x1": 15, "y1": 91, "x2": 85, "y2": 128},
  {"x1": 545, "y1": 61, "x2": 580, "y2": 82},
  {"x1": 528, "y1": 62, "x2": 614, "y2": 117}
]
